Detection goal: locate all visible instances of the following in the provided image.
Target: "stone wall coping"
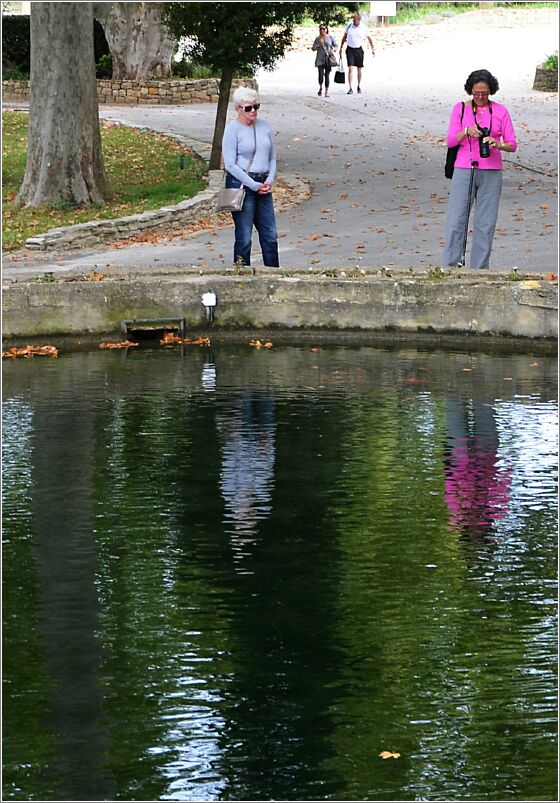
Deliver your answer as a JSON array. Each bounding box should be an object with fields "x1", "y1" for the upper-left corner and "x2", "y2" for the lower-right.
[{"x1": 3, "y1": 273, "x2": 557, "y2": 340}]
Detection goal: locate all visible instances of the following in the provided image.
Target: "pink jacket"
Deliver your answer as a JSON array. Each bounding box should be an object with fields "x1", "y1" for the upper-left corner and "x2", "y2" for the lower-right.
[{"x1": 447, "y1": 100, "x2": 517, "y2": 170}]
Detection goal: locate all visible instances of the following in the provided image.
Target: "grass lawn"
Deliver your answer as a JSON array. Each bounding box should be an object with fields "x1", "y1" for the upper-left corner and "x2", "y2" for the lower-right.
[{"x1": 2, "y1": 111, "x2": 207, "y2": 251}]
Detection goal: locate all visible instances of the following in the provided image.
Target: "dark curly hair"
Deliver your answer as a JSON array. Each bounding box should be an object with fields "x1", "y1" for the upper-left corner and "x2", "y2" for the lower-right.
[{"x1": 464, "y1": 69, "x2": 499, "y2": 96}]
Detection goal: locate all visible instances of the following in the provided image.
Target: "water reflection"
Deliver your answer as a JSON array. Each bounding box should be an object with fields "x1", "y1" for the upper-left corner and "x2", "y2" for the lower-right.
[
  {"x1": 444, "y1": 399, "x2": 511, "y2": 537},
  {"x1": 217, "y1": 391, "x2": 275, "y2": 568},
  {"x1": 2, "y1": 345, "x2": 557, "y2": 802}
]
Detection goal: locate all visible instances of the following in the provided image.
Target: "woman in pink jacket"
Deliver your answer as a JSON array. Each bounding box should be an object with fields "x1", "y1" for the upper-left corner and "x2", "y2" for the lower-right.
[{"x1": 443, "y1": 69, "x2": 517, "y2": 269}]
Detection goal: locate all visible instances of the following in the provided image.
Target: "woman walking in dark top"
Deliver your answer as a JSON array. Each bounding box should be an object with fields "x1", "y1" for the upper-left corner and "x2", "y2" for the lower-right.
[{"x1": 312, "y1": 24, "x2": 337, "y2": 97}]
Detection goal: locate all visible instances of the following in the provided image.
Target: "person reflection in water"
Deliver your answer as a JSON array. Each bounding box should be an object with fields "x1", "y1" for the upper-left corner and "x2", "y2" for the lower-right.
[
  {"x1": 217, "y1": 391, "x2": 275, "y2": 568},
  {"x1": 444, "y1": 399, "x2": 511, "y2": 538}
]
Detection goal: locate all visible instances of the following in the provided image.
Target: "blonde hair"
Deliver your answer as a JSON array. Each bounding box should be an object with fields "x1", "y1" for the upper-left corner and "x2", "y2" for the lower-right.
[{"x1": 232, "y1": 86, "x2": 259, "y2": 107}]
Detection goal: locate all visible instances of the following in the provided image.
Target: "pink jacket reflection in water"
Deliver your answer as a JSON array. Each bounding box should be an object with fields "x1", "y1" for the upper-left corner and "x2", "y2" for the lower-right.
[{"x1": 444, "y1": 400, "x2": 511, "y2": 535}]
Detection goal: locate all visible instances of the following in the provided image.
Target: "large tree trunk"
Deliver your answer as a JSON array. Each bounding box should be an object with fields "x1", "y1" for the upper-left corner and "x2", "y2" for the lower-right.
[
  {"x1": 210, "y1": 66, "x2": 234, "y2": 171},
  {"x1": 17, "y1": 2, "x2": 112, "y2": 208},
  {"x1": 93, "y1": 2, "x2": 175, "y2": 80}
]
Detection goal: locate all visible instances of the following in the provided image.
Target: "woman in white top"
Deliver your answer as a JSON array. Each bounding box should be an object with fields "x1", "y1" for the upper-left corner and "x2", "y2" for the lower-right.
[
  {"x1": 221, "y1": 87, "x2": 279, "y2": 268},
  {"x1": 340, "y1": 12, "x2": 375, "y2": 94}
]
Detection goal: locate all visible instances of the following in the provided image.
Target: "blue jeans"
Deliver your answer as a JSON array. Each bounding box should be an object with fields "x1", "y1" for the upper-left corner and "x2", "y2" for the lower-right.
[{"x1": 226, "y1": 172, "x2": 280, "y2": 267}]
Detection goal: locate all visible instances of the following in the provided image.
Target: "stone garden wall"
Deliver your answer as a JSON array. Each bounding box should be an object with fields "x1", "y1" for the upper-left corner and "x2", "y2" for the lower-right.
[
  {"x1": 533, "y1": 67, "x2": 558, "y2": 92},
  {"x1": 2, "y1": 77, "x2": 258, "y2": 105}
]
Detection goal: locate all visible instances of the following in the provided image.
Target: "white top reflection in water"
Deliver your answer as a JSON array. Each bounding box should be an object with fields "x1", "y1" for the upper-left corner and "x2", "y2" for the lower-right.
[{"x1": 217, "y1": 391, "x2": 276, "y2": 570}]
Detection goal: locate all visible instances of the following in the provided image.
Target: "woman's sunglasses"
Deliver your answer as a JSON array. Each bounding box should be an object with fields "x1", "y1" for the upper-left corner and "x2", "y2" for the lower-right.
[{"x1": 241, "y1": 104, "x2": 260, "y2": 112}]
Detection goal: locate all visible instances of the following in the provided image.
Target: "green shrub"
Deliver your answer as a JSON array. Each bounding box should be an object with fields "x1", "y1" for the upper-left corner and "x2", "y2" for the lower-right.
[
  {"x1": 171, "y1": 58, "x2": 219, "y2": 79},
  {"x1": 96, "y1": 53, "x2": 113, "y2": 79},
  {"x1": 2, "y1": 67, "x2": 29, "y2": 81},
  {"x1": 542, "y1": 51, "x2": 558, "y2": 69}
]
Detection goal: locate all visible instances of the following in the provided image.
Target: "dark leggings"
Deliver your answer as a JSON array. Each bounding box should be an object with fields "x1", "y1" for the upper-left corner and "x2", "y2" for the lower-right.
[{"x1": 318, "y1": 64, "x2": 332, "y2": 88}]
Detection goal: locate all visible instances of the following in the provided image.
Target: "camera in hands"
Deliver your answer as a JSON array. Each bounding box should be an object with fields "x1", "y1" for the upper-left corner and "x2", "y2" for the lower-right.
[{"x1": 477, "y1": 126, "x2": 491, "y2": 158}]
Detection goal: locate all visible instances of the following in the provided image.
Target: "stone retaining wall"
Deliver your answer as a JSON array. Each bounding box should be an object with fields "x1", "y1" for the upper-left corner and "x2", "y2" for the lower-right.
[
  {"x1": 22, "y1": 129, "x2": 220, "y2": 252},
  {"x1": 2, "y1": 77, "x2": 258, "y2": 105},
  {"x1": 24, "y1": 169, "x2": 223, "y2": 252},
  {"x1": 3, "y1": 274, "x2": 557, "y2": 340},
  {"x1": 533, "y1": 67, "x2": 558, "y2": 92}
]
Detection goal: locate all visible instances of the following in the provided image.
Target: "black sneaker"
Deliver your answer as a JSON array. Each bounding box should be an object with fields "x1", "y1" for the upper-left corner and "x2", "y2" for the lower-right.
[
  {"x1": 347, "y1": 88, "x2": 353, "y2": 94},
  {"x1": 357, "y1": 86, "x2": 362, "y2": 94}
]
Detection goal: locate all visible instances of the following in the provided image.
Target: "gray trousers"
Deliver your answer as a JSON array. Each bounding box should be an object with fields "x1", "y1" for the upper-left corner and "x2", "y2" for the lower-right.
[{"x1": 443, "y1": 167, "x2": 503, "y2": 269}]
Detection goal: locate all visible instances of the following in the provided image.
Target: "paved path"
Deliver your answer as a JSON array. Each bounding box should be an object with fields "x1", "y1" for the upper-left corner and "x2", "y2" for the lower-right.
[{"x1": 3, "y1": 9, "x2": 558, "y2": 278}]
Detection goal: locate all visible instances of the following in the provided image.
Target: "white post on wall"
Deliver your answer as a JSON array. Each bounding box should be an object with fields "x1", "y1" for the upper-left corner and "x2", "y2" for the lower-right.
[{"x1": 370, "y1": 1, "x2": 397, "y2": 27}]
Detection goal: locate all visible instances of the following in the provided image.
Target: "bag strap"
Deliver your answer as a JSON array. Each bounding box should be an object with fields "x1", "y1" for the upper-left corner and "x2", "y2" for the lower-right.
[{"x1": 248, "y1": 123, "x2": 257, "y2": 173}]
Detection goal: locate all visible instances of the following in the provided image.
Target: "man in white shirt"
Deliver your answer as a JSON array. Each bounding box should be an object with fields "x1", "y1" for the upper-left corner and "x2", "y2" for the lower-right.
[{"x1": 340, "y1": 12, "x2": 375, "y2": 94}]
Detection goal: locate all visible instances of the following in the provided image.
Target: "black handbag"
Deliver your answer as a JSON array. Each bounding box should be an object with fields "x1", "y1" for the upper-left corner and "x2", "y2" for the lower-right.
[
  {"x1": 334, "y1": 57, "x2": 345, "y2": 84},
  {"x1": 444, "y1": 102, "x2": 465, "y2": 179}
]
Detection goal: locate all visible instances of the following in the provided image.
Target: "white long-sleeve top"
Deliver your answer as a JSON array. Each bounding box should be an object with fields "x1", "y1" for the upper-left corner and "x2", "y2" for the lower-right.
[{"x1": 222, "y1": 119, "x2": 277, "y2": 191}]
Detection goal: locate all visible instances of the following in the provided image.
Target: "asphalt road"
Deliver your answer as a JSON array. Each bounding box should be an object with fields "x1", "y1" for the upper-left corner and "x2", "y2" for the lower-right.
[{"x1": 3, "y1": 9, "x2": 558, "y2": 277}]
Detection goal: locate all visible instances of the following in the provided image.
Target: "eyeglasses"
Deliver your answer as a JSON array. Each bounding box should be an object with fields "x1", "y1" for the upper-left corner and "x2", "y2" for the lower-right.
[
  {"x1": 472, "y1": 91, "x2": 490, "y2": 97},
  {"x1": 319, "y1": 26, "x2": 327, "y2": 30},
  {"x1": 241, "y1": 104, "x2": 260, "y2": 112}
]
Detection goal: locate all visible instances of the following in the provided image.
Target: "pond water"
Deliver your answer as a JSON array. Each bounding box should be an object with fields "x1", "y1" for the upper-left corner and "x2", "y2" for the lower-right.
[{"x1": 2, "y1": 341, "x2": 558, "y2": 802}]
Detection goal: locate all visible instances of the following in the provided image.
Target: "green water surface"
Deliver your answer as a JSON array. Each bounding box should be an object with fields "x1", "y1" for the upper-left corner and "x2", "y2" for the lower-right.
[{"x1": 2, "y1": 343, "x2": 557, "y2": 801}]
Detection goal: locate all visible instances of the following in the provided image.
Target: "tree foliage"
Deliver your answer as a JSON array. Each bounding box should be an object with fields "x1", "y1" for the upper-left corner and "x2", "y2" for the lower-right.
[
  {"x1": 164, "y1": 2, "x2": 355, "y2": 75},
  {"x1": 161, "y1": 2, "x2": 357, "y2": 169}
]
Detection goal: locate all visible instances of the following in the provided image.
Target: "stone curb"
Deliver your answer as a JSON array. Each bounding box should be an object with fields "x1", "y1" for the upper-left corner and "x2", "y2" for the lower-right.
[{"x1": 23, "y1": 126, "x2": 223, "y2": 253}]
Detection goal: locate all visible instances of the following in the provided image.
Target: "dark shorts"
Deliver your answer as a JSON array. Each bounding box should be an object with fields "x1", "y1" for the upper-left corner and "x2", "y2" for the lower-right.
[{"x1": 346, "y1": 46, "x2": 364, "y2": 68}]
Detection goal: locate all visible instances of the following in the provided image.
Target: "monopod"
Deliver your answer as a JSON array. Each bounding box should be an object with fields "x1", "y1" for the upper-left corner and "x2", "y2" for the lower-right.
[{"x1": 457, "y1": 160, "x2": 478, "y2": 268}]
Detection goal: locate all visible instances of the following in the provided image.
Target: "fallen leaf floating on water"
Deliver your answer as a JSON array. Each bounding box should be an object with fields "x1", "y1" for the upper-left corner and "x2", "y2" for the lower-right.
[
  {"x1": 99, "y1": 341, "x2": 139, "y2": 349},
  {"x1": 249, "y1": 340, "x2": 273, "y2": 349},
  {"x1": 3, "y1": 344, "x2": 58, "y2": 359},
  {"x1": 161, "y1": 332, "x2": 183, "y2": 344},
  {"x1": 159, "y1": 333, "x2": 210, "y2": 346},
  {"x1": 379, "y1": 751, "x2": 401, "y2": 760}
]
